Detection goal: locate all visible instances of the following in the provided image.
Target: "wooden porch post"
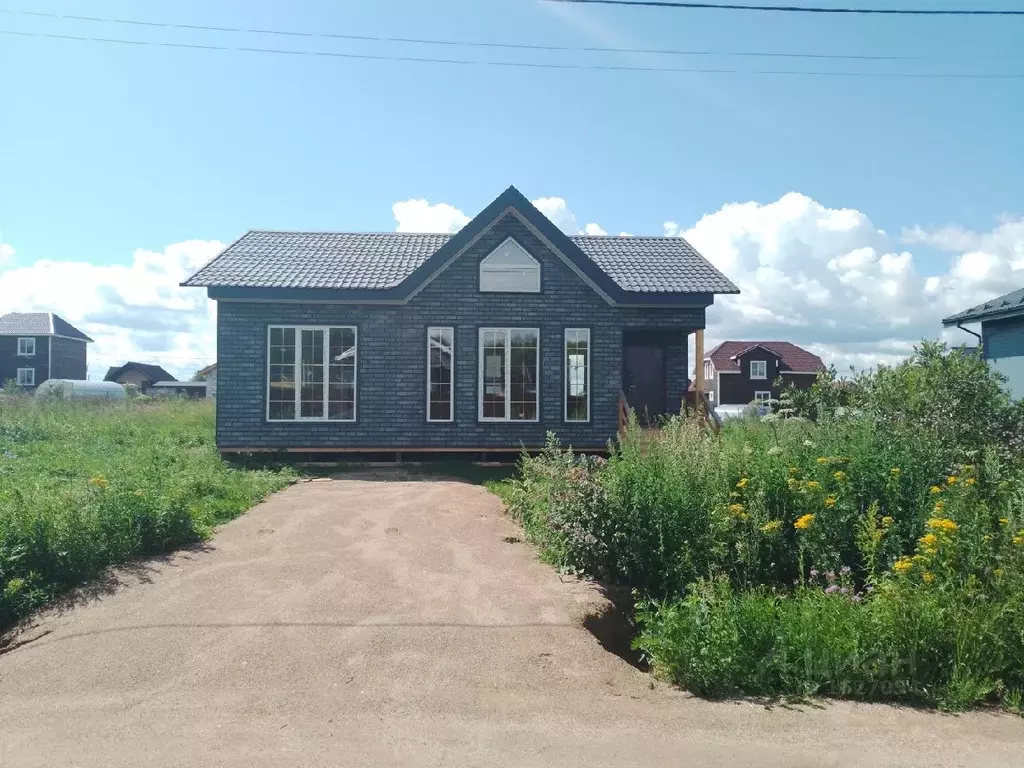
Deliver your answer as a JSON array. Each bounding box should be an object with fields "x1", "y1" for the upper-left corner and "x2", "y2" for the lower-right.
[{"x1": 694, "y1": 328, "x2": 705, "y2": 416}]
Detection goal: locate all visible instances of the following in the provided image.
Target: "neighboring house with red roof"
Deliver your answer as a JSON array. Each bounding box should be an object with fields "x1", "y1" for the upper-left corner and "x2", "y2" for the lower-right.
[{"x1": 701, "y1": 341, "x2": 825, "y2": 408}]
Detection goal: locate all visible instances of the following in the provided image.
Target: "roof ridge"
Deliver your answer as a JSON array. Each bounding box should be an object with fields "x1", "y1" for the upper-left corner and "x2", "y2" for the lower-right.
[{"x1": 246, "y1": 229, "x2": 454, "y2": 236}]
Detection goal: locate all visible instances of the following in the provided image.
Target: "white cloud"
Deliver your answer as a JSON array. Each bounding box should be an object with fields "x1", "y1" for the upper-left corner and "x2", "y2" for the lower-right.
[
  {"x1": 582, "y1": 223, "x2": 608, "y2": 236},
  {"x1": 0, "y1": 240, "x2": 223, "y2": 381},
  {"x1": 681, "y1": 194, "x2": 1024, "y2": 370},
  {"x1": 0, "y1": 243, "x2": 14, "y2": 267},
  {"x1": 392, "y1": 199, "x2": 469, "y2": 233}
]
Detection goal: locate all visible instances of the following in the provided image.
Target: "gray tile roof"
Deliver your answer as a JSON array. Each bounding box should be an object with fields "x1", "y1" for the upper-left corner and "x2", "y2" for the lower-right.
[
  {"x1": 942, "y1": 286, "x2": 1024, "y2": 325},
  {"x1": 0, "y1": 312, "x2": 93, "y2": 341},
  {"x1": 183, "y1": 230, "x2": 738, "y2": 295}
]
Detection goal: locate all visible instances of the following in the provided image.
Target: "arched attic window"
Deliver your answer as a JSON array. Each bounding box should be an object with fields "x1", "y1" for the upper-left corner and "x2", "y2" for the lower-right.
[{"x1": 479, "y1": 237, "x2": 540, "y2": 293}]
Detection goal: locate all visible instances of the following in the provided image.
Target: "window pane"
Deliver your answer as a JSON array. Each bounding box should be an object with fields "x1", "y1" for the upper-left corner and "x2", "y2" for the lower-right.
[
  {"x1": 509, "y1": 330, "x2": 538, "y2": 421},
  {"x1": 300, "y1": 329, "x2": 325, "y2": 418},
  {"x1": 327, "y1": 327, "x2": 356, "y2": 421},
  {"x1": 565, "y1": 329, "x2": 589, "y2": 422},
  {"x1": 481, "y1": 330, "x2": 506, "y2": 419},
  {"x1": 428, "y1": 328, "x2": 453, "y2": 422},
  {"x1": 268, "y1": 327, "x2": 297, "y2": 420}
]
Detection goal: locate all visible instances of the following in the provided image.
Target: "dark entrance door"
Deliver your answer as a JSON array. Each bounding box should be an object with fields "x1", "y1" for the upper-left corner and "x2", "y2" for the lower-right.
[{"x1": 623, "y1": 343, "x2": 666, "y2": 424}]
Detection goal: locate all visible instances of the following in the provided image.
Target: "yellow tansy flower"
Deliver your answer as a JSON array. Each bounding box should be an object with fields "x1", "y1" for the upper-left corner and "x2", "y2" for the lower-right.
[
  {"x1": 919, "y1": 533, "x2": 938, "y2": 549},
  {"x1": 999, "y1": 518, "x2": 1009, "y2": 526},
  {"x1": 922, "y1": 572, "x2": 935, "y2": 584},
  {"x1": 881, "y1": 516, "x2": 895, "y2": 527},
  {"x1": 816, "y1": 457, "x2": 829, "y2": 464},
  {"x1": 736, "y1": 478, "x2": 749, "y2": 489},
  {"x1": 824, "y1": 495, "x2": 837, "y2": 508},
  {"x1": 965, "y1": 477, "x2": 976, "y2": 486},
  {"x1": 1013, "y1": 532, "x2": 1024, "y2": 547},
  {"x1": 893, "y1": 557, "x2": 913, "y2": 574},
  {"x1": 833, "y1": 471, "x2": 847, "y2": 482},
  {"x1": 891, "y1": 467, "x2": 901, "y2": 476},
  {"x1": 794, "y1": 513, "x2": 815, "y2": 530},
  {"x1": 926, "y1": 518, "x2": 958, "y2": 534},
  {"x1": 947, "y1": 475, "x2": 957, "y2": 485},
  {"x1": 929, "y1": 485, "x2": 943, "y2": 495},
  {"x1": 728, "y1": 503, "x2": 746, "y2": 515},
  {"x1": 760, "y1": 520, "x2": 782, "y2": 533},
  {"x1": 805, "y1": 481, "x2": 821, "y2": 491}
]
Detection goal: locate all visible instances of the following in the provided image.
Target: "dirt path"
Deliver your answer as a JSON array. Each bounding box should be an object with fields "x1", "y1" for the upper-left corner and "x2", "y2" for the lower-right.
[{"x1": 1, "y1": 476, "x2": 1021, "y2": 767}]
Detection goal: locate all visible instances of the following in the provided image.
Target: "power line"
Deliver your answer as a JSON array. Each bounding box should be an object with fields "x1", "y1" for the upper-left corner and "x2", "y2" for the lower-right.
[
  {"x1": 542, "y1": 0, "x2": 1024, "y2": 14},
  {"x1": 3, "y1": 28, "x2": 1023, "y2": 79},
  {"x1": 0, "y1": 7, "x2": 920, "y2": 61}
]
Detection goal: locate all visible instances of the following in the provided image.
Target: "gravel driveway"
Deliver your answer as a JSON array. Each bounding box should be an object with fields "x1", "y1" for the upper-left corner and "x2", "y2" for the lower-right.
[{"x1": 1, "y1": 475, "x2": 1021, "y2": 767}]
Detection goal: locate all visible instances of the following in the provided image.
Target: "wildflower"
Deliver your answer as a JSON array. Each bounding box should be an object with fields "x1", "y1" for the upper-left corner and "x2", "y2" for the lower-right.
[
  {"x1": 833, "y1": 470, "x2": 847, "y2": 482},
  {"x1": 88, "y1": 475, "x2": 108, "y2": 490},
  {"x1": 912, "y1": 554, "x2": 928, "y2": 563},
  {"x1": 918, "y1": 533, "x2": 938, "y2": 553},
  {"x1": 788, "y1": 467, "x2": 799, "y2": 475},
  {"x1": 893, "y1": 557, "x2": 913, "y2": 574},
  {"x1": 824, "y1": 585, "x2": 840, "y2": 594},
  {"x1": 926, "y1": 518, "x2": 958, "y2": 534},
  {"x1": 787, "y1": 478, "x2": 800, "y2": 491},
  {"x1": 983, "y1": 534, "x2": 993, "y2": 543},
  {"x1": 947, "y1": 475, "x2": 957, "y2": 486},
  {"x1": 728, "y1": 503, "x2": 746, "y2": 516},
  {"x1": 965, "y1": 477, "x2": 976, "y2": 486},
  {"x1": 824, "y1": 495, "x2": 837, "y2": 508},
  {"x1": 994, "y1": 568, "x2": 1004, "y2": 578},
  {"x1": 736, "y1": 478, "x2": 749, "y2": 489},
  {"x1": 840, "y1": 566, "x2": 851, "y2": 575},
  {"x1": 890, "y1": 467, "x2": 901, "y2": 476},
  {"x1": 794, "y1": 513, "x2": 815, "y2": 530},
  {"x1": 929, "y1": 485, "x2": 943, "y2": 495},
  {"x1": 933, "y1": 500, "x2": 945, "y2": 512},
  {"x1": 816, "y1": 457, "x2": 829, "y2": 465},
  {"x1": 809, "y1": 568, "x2": 819, "y2": 578},
  {"x1": 962, "y1": 464, "x2": 975, "y2": 473},
  {"x1": 805, "y1": 481, "x2": 822, "y2": 491},
  {"x1": 999, "y1": 518, "x2": 1009, "y2": 526},
  {"x1": 1013, "y1": 532, "x2": 1024, "y2": 547},
  {"x1": 760, "y1": 520, "x2": 782, "y2": 533},
  {"x1": 881, "y1": 516, "x2": 894, "y2": 527},
  {"x1": 803, "y1": 439, "x2": 815, "y2": 447},
  {"x1": 852, "y1": 594, "x2": 863, "y2": 603},
  {"x1": 922, "y1": 572, "x2": 935, "y2": 584}
]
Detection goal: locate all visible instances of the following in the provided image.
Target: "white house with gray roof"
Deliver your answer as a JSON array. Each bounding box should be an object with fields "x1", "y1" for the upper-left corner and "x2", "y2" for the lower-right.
[{"x1": 182, "y1": 186, "x2": 739, "y2": 454}]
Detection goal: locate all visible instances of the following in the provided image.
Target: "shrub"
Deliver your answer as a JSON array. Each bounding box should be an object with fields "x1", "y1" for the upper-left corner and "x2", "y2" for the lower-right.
[{"x1": 0, "y1": 398, "x2": 293, "y2": 629}]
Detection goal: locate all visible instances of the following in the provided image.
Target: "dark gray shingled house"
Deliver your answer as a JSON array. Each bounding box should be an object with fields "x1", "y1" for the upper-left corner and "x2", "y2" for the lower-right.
[
  {"x1": 0, "y1": 311, "x2": 92, "y2": 388},
  {"x1": 182, "y1": 186, "x2": 739, "y2": 454},
  {"x1": 943, "y1": 286, "x2": 1024, "y2": 400}
]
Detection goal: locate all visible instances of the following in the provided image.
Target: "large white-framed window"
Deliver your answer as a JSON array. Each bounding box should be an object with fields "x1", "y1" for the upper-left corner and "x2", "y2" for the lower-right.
[
  {"x1": 478, "y1": 328, "x2": 539, "y2": 422},
  {"x1": 427, "y1": 327, "x2": 454, "y2": 422},
  {"x1": 479, "y1": 237, "x2": 541, "y2": 293},
  {"x1": 754, "y1": 390, "x2": 772, "y2": 405},
  {"x1": 16, "y1": 368, "x2": 35, "y2": 386},
  {"x1": 16, "y1": 338, "x2": 35, "y2": 356},
  {"x1": 564, "y1": 328, "x2": 590, "y2": 422},
  {"x1": 750, "y1": 360, "x2": 767, "y2": 379},
  {"x1": 266, "y1": 325, "x2": 357, "y2": 422}
]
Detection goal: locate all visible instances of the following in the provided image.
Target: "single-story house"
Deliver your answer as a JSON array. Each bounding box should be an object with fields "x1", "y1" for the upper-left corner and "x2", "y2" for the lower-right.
[
  {"x1": 195, "y1": 362, "x2": 217, "y2": 398},
  {"x1": 0, "y1": 311, "x2": 92, "y2": 388},
  {"x1": 151, "y1": 381, "x2": 209, "y2": 399},
  {"x1": 181, "y1": 185, "x2": 740, "y2": 454},
  {"x1": 943, "y1": 286, "x2": 1024, "y2": 399},
  {"x1": 701, "y1": 340, "x2": 825, "y2": 407},
  {"x1": 104, "y1": 362, "x2": 176, "y2": 393}
]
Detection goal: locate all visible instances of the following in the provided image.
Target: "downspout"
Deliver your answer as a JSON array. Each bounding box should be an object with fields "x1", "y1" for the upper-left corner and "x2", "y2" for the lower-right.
[{"x1": 954, "y1": 321, "x2": 983, "y2": 353}]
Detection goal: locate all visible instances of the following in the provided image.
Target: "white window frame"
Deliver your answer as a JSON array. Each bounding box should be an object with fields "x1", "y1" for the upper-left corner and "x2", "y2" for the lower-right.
[
  {"x1": 426, "y1": 327, "x2": 455, "y2": 423},
  {"x1": 564, "y1": 328, "x2": 591, "y2": 423},
  {"x1": 479, "y1": 237, "x2": 541, "y2": 293},
  {"x1": 703, "y1": 360, "x2": 712, "y2": 381},
  {"x1": 750, "y1": 360, "x2": 767, "y2": 380},
  {"x1": 265, "y1": 325, "x2": 357, "y2": 423},
  {"x1": 16, "y1": 338, "x2": 35, "y2": 356},
  {"x1": 754, "y1": 390, "x2": 772, "y2": 405},
  {"x1": 16, "y1": 368, "x2": 35, "y2": 386},
  {"x1": 478, "y1": 327, "x2": 540, "y2": 423},
  {"x1": 707, "y1": 390, "x2": 715, "y2": 403}
]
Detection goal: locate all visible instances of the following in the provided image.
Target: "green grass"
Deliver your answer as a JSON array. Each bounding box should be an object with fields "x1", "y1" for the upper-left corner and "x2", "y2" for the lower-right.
[{"x1": 0, "y1": 396, "x2": 294, "y2": 630}]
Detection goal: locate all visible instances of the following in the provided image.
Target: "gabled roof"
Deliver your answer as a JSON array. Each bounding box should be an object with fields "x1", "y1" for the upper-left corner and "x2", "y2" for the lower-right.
[
  {"x1": 706, "y1": 341, "x2": 825, "y2": 373},
  {"x1": 104, "y1": 362, "x2": 177, "y2": 384},
  {"x1": 942, "y1": 286, "x2": 1024, "y2": 326},
  {"x1": 0, "y1": 312, "x2": 93, "y2": 342},
  {"x1": 182, "y1": 186, "x2": 739, "y2": 303}
]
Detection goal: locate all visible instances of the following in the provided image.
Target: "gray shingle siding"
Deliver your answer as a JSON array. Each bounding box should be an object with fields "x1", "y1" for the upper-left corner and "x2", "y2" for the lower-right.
[
  {"x1": 983, "y1": 316, "x2": 1024, "y2": 361},
  {"x1": 50, "y1": 336, "x2": 88, "y2": 380},
  {"x1": 0, "y1": 335, "x2": 48, "y2": 388},
  {"x1": 216, "y1": 214, "x2": 702, "y2": 450}
]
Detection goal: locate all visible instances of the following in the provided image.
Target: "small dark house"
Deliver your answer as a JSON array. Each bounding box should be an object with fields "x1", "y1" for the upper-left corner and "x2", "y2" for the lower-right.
[
  {"x1": 104, "y1": 362, "x2": 177, "y2": 393},
  {"x1": 703, "y1": 340, "x2": 824, "y2": 407},
  {"x1": 943, "y1": 286, "x2": 1024, "y2": 400},
  {"x1": 0, "y1": 312, "x2": 92, "y2": 388},
  {"x1": 182, "y1": 186, "x2": 740, "y2": 454}
]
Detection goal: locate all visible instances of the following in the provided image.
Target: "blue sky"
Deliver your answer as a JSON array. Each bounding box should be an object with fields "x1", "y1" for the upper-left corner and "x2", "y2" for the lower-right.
[{"x1": 1, "y1": 0, "x2": 1022, "y2": 377}]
